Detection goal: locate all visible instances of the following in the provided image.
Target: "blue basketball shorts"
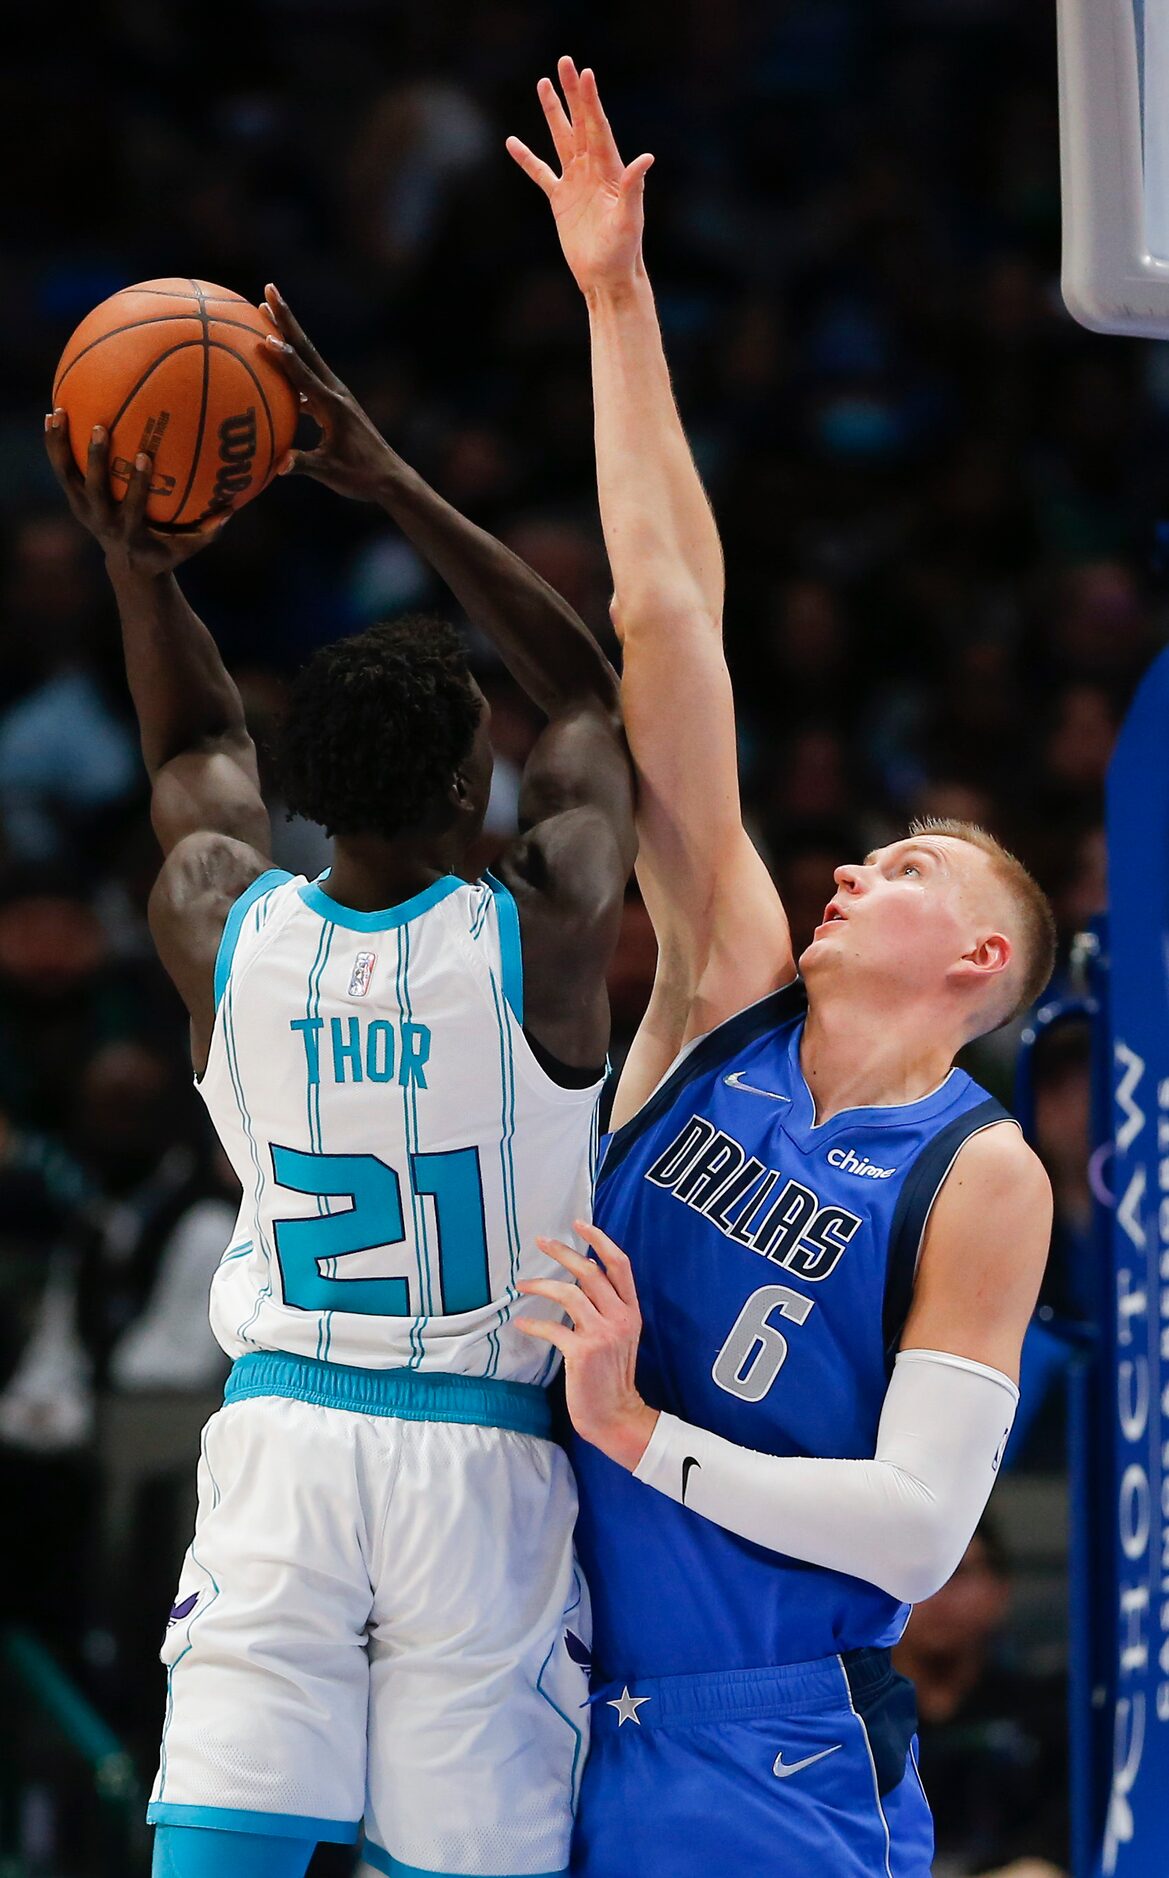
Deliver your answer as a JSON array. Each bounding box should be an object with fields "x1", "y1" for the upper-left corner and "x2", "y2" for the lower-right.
[{"x1": 571, "y1": 1647, "x2": 933, "y2": 1878}]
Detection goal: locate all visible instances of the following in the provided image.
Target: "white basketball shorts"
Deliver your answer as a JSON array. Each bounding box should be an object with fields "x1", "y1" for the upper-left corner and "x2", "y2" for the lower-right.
[{"x1": 147, "y1": 1354, "x2": 591, "y2": 1877}]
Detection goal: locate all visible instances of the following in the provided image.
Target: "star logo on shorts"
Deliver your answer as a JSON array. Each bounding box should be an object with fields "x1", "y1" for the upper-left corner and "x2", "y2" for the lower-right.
[{"x1": 607, "y1": 1686, "x2": 652, "y2": 1727}]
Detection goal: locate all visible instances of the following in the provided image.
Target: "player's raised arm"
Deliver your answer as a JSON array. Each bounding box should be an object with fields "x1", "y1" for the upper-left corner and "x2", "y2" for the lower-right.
[
  {"x1": 508, "y1": 60, "x2": 794, "y2": 1120},
  {"x1": 263, "y1": 285, "x2": 627, "y2": 732},
  {"x1": 45, "y1": 412, "x2": 271, "y2": 1056},
  {"x1": 264, "y1": 291, "x2": 637, "y2": 1071}
]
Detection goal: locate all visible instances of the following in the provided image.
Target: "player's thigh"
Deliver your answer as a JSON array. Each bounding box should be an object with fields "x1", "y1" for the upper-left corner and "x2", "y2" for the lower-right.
[
  {"x1": 364, "y1": 1422, "x2": 590, "y2": 1877},
  {"x1": 150, "y1": 1398, "x2": 373, "y2": 1835},
  {"x1": 573, "y1": 1712, "x2": 932, "y2": 1878}
]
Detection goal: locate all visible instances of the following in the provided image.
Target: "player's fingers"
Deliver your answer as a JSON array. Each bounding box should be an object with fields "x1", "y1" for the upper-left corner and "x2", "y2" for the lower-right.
[
  {"x1": 535, "y1": 1236, "x2": 621, "y2": 1311},
  {"x1": 579, "y1": 66, "x2": 623, "y2": 166},
  {"x1": 558, "y1": 55, "x2": 584, "y2": 148},
  {"x1": 621, "y1": 152, "x2": 655, "y2": 198},
  {"x1": 157, "y1": 510, "x2": 231, "y2": 565},
  {"x1": 536, "y1": 1235, "x2": 590, "y2": 1271},
  {"x1": 516, "y1": 1276, "x2": 598, "y2": 1328},
  {"x1": 261, "y1": 331, "x2": 322, "y2": 388},
  {"x1": 513, "y1": 1316, "x2": 571, "y2": 1355},
  {"x1": 124, "y1": 451, "x2": 153, "y2": 532},
  {"x1": 505, "y1": 136, "x2": 557, "y2": 197},
  {"x1": 281, "y1": 432, "x2": 337, "y2": 481},
  {"x1": 537, "y1": 75, "x2": 574, "y2": 169},
  {"x1": 196, "y1": 511, "x2": 233, "y2": 539},
  {"x1": 263, "y1": 284, "x2": 339, "y2": 387},
  {"x1": 84, "y1": 425, "x2": 116, "y2": 522},
  {"x1": 43, "y1": 411, "x2": 85, "y2": 503},
  {"x1": 263, "y1": 334, "x2": 332, "y2": 416},
  {"x1": 574, "y1": 1220, "x2": 640, "y2": 1309}
]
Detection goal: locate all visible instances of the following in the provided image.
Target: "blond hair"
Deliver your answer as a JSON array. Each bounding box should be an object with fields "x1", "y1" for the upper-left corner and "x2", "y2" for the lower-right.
[{"x1": 907, "y1": 817, "x2": 1057, "y2": 1026}]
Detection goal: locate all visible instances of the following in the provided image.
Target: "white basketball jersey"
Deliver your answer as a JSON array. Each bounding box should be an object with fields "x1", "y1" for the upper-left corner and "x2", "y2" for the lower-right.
[{"x1": 199, "y1": 868, "x2": 602, "y2": 1381}]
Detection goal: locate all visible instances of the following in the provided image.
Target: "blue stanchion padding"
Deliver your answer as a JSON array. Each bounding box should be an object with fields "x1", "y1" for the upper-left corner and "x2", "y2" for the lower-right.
[{"x1": 1094, "y1": 644, "x2": 1169, "y2": 1877}]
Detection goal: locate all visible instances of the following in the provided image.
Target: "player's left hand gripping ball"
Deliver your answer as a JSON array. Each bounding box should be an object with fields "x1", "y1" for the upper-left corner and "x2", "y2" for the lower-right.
[
  {"x1": 515, "y1": 1221, "x2": 660, "y2": 1470},
  {"x1": 44, "y1": 412, "x2": 229, "y2": 577}
]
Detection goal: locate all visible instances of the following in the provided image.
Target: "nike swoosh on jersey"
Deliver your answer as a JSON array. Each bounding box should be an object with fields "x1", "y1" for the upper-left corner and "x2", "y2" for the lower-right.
[
  {"x1": 681, "y1": 1455, "x2": 701, "y2": 1503},
  {"x1": 724, "y1": 1070, "x2": 791, "y2": 1102},
  {"x1": 772, "y1": 1744, "x2": 842, "y2": 1779}
]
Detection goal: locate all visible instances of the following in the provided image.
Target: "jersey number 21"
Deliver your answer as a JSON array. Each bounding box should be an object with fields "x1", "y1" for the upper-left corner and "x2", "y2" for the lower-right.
[{"x1": 269, "y1": 1145, "x2": 491, "y2": 1317}]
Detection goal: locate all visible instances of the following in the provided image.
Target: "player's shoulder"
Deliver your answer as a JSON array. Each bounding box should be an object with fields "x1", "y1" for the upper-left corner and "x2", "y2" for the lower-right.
[
  {"x1": 907, "y1": 1120, "x2": 1052, "y2": 1370},
  {"x1": 947, "y1": 1120, "x2": 1051, "y2": 1207},
  {"x1": 150, "y1": 832, "x2": 282, "y2": 966},
  {"x1": 148, "y1": 836, "x2": 294, "y2": 1071},
  {"x1": 928, "y1": 1120, "x2": 1053, "y2": 1260},
  {"x1": 151, "y1": 830, "x2": 274, "y2": 919}
]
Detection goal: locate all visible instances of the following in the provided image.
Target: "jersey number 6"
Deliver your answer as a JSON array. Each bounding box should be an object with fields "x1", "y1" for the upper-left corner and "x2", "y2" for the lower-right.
[
  {"x1": 712, "y1": 1284, "x2": 815, "y2": 1403},
  {"x1": 269, "y1": 1144, "x2": 491, "y2": 1318}
]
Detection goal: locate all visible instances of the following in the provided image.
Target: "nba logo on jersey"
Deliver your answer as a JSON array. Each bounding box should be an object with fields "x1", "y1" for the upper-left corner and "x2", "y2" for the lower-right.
[{"x1": 347, "y1": 950, "x2": 377, "y2": 998}]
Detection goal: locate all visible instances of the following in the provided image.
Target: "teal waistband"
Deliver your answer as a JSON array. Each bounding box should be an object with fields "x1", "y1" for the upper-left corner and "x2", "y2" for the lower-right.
[{"x1": 224, "y1": 1350, "x2": 553, "y2": 1439}]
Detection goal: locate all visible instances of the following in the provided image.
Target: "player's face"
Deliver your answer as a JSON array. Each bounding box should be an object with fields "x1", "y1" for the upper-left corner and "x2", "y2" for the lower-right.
[{"x1": 799, "y1": 836, "x2": 997, "y2": 996}]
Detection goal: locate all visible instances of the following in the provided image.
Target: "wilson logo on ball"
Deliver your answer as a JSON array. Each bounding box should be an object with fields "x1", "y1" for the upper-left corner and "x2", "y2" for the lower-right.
[{"x1": 212, "y1": 408, "x2": 258, "y2": 506}]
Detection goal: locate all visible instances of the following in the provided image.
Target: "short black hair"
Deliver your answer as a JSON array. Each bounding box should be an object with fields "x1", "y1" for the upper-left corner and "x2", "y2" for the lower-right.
[{"x1": 276, "y1": 616, "x2": 481, "y2": 841}]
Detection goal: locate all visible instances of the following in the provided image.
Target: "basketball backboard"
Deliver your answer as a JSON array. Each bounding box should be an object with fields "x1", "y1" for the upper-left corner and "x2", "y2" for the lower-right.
[{"x1": 1059, "y1": 0, "x2": 1169, "y2": 336}]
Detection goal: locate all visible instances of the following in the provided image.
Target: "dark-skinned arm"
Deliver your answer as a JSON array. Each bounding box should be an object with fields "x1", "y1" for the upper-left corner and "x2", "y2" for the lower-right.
[
  {"x1": 45, "y1": 414, "x2": 271, "y2": 1061},
  {"x1": 263, "y1": 285, "x2": 623, "y2": 731},
  {"x1": 45, "y1": 413, "x2": 268, "y2": 860},
  {"x1": 106, "y1": 560, "x2": 269, "y2": 859},
  {"x1": 263, "y1": 288, "x2": 637, "y2": 1067}
]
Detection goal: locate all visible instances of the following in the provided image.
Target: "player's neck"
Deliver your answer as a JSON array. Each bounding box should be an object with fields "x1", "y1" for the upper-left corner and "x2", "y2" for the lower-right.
[
  {"x1": 801, "y1": 992, "x2": 961, "y2": 1125},
  {"x1": 326, "y1": 834, "x2": 465, "y2": 914}
]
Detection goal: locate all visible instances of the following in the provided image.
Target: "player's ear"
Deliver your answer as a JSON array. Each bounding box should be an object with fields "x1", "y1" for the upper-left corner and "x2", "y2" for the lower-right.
[
  {"x1": 951, "y1": 931, "x2": 1011, "y2": 986},
  {"x1": 449, "y1": 765, "x2": 485, "y2": 820}
]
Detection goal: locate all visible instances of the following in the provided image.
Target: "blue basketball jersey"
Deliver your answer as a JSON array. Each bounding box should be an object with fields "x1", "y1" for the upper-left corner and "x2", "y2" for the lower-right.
[{"x1": 573, "y1": 981, "x2": 1013, "y2": 1683}]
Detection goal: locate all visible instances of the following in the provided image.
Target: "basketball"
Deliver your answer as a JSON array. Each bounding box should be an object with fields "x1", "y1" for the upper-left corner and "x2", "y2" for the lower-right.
[{"x1": 51, "y1": 278, "x2": 299, "y2": 531}]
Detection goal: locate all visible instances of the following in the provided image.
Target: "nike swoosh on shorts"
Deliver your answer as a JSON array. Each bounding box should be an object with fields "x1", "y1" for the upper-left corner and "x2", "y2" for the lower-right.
[{"x1": 772, "y1": 1744, "x2": 842, "y2": 1779}]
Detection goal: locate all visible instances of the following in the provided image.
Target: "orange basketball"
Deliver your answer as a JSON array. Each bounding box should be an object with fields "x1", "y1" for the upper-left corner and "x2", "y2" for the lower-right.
[{"x1": 51, "y1": 278, "x2": 299, "y2": 531}]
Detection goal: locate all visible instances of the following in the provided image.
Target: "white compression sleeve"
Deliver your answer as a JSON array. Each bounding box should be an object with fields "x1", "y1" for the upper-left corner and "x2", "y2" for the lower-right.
[{"x1": 632, "y1": 1348, "x2": 1019, "y2": 1604}]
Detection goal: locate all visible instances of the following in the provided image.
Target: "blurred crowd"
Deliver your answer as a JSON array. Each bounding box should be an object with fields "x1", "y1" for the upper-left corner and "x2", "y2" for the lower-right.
[{"x1": 0, "y1": 0, "x2": 1161, "y2": 1871}]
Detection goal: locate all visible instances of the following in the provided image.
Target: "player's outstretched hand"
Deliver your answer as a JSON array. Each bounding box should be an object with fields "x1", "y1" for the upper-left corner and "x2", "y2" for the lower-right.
[
  {"x1": 261, "y1": 285, "x2": 392, "y2": 502},
  {"x1": 44, "y1": 412, "x2": 227, "y2": 578},
  {"x1": 515, "y1": 1220, "x2": 660, "y2": 1471},
  {"x1": 507, "y1": 58, "x2": 654, "y2": 297}
]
